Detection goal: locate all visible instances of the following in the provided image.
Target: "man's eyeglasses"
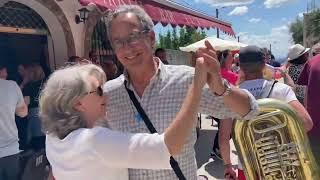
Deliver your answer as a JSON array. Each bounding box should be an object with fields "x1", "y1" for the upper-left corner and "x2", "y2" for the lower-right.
[
  {"x1": 112, "y1": 30, "x2": 149, "y2": 50},
  {"x1": 88, "y1": 86, "x2": 103, "y2": 96}
]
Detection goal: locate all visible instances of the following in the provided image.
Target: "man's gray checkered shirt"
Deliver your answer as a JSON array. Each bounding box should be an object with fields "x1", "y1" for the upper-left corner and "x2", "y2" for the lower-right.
[{"x1": 102, "y1": 61, "x2": 258, "y2": 180}]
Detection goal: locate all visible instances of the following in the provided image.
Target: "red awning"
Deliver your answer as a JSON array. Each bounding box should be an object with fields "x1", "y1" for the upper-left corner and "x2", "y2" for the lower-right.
[{"x1": 79, "y1": 0, "x2": 235, "y2": 35}]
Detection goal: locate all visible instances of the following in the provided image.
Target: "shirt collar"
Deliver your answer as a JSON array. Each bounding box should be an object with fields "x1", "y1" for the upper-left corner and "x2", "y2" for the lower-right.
[{"x1": 123, "y1": 57, "x2": 167, "y2": 88}]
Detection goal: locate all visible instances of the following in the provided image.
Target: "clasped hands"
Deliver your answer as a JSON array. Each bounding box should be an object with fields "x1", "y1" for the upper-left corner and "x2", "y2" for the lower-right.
[{"x1": 194, "y1": 40, "x2": 226, "y2": 95}]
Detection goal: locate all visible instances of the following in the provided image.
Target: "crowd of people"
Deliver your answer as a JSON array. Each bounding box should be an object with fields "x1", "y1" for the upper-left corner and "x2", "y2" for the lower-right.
[
  {"x1": 211, "y1": 45, "x2": 316, "y2": 180},
  {"x1": 1, "y1": 4, "x2": 319, "y2": 180}
]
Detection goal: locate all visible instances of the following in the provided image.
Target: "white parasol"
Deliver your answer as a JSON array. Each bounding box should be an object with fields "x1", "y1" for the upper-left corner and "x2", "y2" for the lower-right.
[{"x1": 179, "y1": 37, "x2": 248, "y2": 52}]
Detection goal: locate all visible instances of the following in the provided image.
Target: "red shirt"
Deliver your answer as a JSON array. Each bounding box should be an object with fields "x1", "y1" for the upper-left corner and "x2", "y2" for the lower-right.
[
  {"x1": 221, "y1": 68, "x2": 239, "y2": 85},
  {"x1": 298, "y1": 55, "x2": 320, "y2": 137}
]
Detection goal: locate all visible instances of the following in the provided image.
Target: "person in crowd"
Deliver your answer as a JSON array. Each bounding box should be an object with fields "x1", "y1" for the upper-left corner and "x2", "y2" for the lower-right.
[
  {"x1": 286, "y1": 44, "x2": 310, "y2": 104},
  {"x1": 0, "y1": 63, "x2": 28, "y2": 180},
  {"x1": 210, "y1": 49, "x2": 239, "y2": 159},
  {"x1": 89, "y1": 50, "x2": 101, "y2": 65},
  {"x1": 19, "y1": 63, "x2": 46, "y2": 150},
  {"x1": 311, "y1": 42, "x2": 320, "y2": 57},
  {"x1": 218, "y1": 45, "x2": 313, "y2": 180},
  {"x1": 270, "y1": 54, "x2": 281, "y2": 67},
  {"x1": 103, "y1": 5, "x2": 258, "y2": 180},
  {"x1": 297, "y1": 43, "x2": 320, "y2": 165},
  {"x1": 262, "y1": 48, "x2": 271, "y2": 64},
  {"x1": 231, "y1": 53, "x2": 240, "y2": 74},
  {"x1": 155, "y1": 48, "x2": 169, "y2": 64},
  {"x1": 16, "y1": 63, "x2": 31, "y2": 150},
  {"x1": 65, "y1": 56, "x2": 92, "y2": 66},
  {"x1": 17, "y1": 63, "x2": 29, "y2": 88},
  {"x1": 67, "y1": 56, "x2": 83, "y2": 63},
  {"x1": 0, "y1": 64, "x2": 8, "y2": 79},
  {"x1": 218, "y1": 50, "x2": 239, "y2": 85},
  {"x1": 101, "y1": 60, "x2": 119, "y2": 80},
  {"x1": 42, "y1": 61, "x2": 209, "y2": 179}
]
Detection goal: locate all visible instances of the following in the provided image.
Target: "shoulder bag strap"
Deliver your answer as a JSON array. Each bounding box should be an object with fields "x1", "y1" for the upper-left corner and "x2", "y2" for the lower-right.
[
  {"x1": 124, "y1": 81, "x2": 186, "y2": 180},
  {"x1": 266, "y1": 80, "x2": 278, "y2": 98}
]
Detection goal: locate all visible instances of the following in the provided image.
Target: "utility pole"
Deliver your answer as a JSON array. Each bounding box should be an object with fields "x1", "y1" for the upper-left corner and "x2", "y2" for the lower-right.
[
  {"x1": 216, "y1": 8, "x2": 219, "y2": 38},
  {"x1": 269, "y1": 44, "x2": 272, "y2": 53}
]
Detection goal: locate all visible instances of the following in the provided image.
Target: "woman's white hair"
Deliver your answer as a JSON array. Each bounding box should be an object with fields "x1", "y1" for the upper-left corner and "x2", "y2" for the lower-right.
[{"x1": 39, "y1": 64, "x2": 106, "y2": 139}]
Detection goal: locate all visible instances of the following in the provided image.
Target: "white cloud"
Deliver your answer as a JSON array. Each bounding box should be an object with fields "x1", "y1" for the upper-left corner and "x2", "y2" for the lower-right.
[
  {"x1": 228, "y1": 6, "x2": 248, "y2": 16},
  {"x1": 249, "y1": 18, "x2": 261, "y2": 23},
  {"x1": 194, "y1": 0, "x2": 254, "y2": 7},
  {"x1": 235, "y1": 25, "x2": 293, "y2": 59},
  {"x1": 264, "y1": 0, "x2": 297, "y2": 9},
  {"x1": 298, "y1": 12, "x2": 305, "y2": 18}
]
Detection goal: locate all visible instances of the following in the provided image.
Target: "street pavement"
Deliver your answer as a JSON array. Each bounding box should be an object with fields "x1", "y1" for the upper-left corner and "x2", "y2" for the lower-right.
[{"x1": 195, "y1": 114, "x2": 239, "y2": 180}]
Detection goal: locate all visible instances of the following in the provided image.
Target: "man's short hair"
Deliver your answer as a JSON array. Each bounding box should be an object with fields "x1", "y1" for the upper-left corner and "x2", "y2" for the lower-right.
[
  {"x1": 239, "y1": 45, "x2": 265, "y2": 73},
  {"x1": 0, "y1": 63, "x2": 6, "y2": 70},
  {"x1": 239, "y1": 45, "x2": 265, "y2": 64},
  {"x1": 68, "y1": 56, "x2": 81, "y2": 62},
  {"x1": 155, "y1": 48, "x2": 165, "y2": 55},
  {"x1": 89, "y1": 51, "x2": 96, "y2": 58}
]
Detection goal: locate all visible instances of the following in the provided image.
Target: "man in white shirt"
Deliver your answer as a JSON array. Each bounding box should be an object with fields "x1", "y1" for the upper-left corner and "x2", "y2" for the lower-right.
[
  {"x1": 0, "y1": 64, "x2": 28, "y2": 180},
  {"x1": 103, "y1": 5, "x2": 259, "y2": 180}
]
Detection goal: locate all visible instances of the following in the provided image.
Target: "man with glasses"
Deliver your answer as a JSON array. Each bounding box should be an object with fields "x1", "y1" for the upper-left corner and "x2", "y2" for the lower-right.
[{"x1": 102, "y1": 5, "x2": 258, "y2": 180}]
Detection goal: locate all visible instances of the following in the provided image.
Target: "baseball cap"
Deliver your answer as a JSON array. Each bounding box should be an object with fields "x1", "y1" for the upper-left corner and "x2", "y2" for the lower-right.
[{"x1": 239, "y1": 45, "x2": 265, "y2": 64}]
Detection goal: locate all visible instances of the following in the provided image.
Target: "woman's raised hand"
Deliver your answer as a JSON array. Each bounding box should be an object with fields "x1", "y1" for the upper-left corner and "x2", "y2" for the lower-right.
[{"x1": 194, "y1": 57, "x2": 208, "y2": 90}]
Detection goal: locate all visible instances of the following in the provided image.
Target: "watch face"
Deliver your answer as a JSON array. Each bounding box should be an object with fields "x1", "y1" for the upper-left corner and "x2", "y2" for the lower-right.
[
  {"x1": 224, "y1": 79, "x2": 231, "y2": 88},
  {"x1": 223, "y1": 79, "x2": 232, "y2": 96}
]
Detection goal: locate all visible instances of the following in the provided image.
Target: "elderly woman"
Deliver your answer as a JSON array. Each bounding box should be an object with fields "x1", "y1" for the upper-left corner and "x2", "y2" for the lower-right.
[{"x1": 39, "y1": 62, "x2": 208, "y2": 180}]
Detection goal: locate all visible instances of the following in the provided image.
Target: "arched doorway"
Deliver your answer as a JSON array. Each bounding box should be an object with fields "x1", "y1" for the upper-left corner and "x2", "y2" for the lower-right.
[
  {"x1": 90, "y1": 17, "x2": 123, "y2": 79},
  {"x1": 0, "y1": 1, "x2": 52, "y2": 80},
  {"x1": 91, "y1": 17, "x2": 114, "y2": 64}
]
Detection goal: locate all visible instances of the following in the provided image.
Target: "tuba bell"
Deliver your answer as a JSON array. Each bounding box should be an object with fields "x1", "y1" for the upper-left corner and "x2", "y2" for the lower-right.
[{"x1": 234, "y1": 98, "x2": 320, "y2": 180}]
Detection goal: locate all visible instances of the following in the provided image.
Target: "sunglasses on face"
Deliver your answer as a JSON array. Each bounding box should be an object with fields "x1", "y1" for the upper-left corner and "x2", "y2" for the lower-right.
[
  {"x1": 88, "y1": 86, "x2": 103, "y2": 96},
  {"x1": 112, "y1": 30, "x2": 149, "y2": 50}
]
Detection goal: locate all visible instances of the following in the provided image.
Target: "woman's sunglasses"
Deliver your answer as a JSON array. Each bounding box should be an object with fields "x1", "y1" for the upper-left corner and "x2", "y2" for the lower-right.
[{"x1": 88, "y1": 86, "x2": 103, "y2": 96}]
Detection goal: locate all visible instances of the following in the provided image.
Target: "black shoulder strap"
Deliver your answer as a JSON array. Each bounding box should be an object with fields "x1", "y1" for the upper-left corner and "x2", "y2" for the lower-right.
[
  {"x1": 266, "y1": 80, "x2": 278, "y2": 98},
  {"x1": 124, "y1": 81, "x2": 186, "y2": 180},
  {"x1": 125, "y1": 84, "x2": 157, "y2": 133}
]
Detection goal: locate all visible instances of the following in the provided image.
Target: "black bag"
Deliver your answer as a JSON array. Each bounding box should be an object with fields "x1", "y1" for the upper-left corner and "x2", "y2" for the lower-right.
[
  {"x1": 124, "y1": 82, "x2": 186, "y2": 180},
  {"x1": 19, "y1": 149, "x2": 50, "y2": 180}
]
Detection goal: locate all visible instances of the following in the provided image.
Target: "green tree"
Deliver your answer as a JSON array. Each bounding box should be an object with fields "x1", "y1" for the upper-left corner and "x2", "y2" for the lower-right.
[
  {"x1": 185, "y1": 27, "x2": 195, "y2": 45},
  {"x1": 306, "y1": 10, "x2": 320, "y2": 43},
  {"x1": 157, "y1": 26, "x2": 207, "y2": 50},
  {"x1": 164, "y1": 31, "x2": 173, "y2": 49},
  {"x1": 179, "y1": 27, "x2": 187, "y2": 47},
  {"x1": 172, "y1": 27, "x2": 179, "y2": 50},
  {"x1": 157, "y1": 34, "x2": 165, "y2": 48},
  {"x1": 200, "y1": 30, "x2": 207, "y2": 39},
  {"x1": 289, "y1": 17, "x2": 303, "y2": 44}
]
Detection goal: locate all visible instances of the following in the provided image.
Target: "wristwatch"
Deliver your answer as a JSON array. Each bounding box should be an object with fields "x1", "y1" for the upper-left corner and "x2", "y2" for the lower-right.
[{"x1": 215, "y1": 79, "x2": 232, "y2": 97}]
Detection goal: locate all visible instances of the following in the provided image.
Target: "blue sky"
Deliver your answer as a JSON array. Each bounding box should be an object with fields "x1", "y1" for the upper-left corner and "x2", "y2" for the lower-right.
[{"x1": 155, "y1": 0, "x2": 311, "y2": 60}]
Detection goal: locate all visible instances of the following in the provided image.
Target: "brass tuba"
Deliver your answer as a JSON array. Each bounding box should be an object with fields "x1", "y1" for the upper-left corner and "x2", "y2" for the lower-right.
[{"x1": 234, "y1": 98, "x2": 320, "y2": 180}]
